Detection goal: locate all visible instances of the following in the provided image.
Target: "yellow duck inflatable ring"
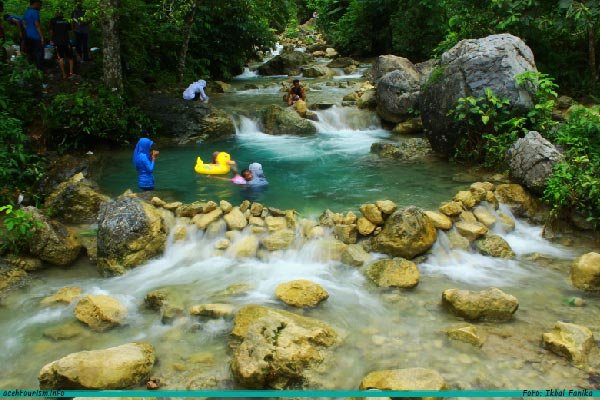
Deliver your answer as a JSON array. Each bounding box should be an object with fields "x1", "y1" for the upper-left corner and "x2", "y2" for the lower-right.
[{"x1": 194, "y1": 151, "x2": 231, "y2": 175}]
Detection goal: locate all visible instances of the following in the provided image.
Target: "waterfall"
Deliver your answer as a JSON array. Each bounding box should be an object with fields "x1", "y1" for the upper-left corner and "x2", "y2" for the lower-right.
[
  {"x1": 313, "y1": 106, "x2": 382, "y2": 132},
  {"x1": 233, "y1": 67, "x2": 259, "y2": 80}
]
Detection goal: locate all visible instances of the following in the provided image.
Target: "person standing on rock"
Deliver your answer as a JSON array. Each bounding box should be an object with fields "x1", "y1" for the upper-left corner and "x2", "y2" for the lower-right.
[
  {"x1": 287, "y1": 79, "x2": 306, "y2": 106},
  {"x1": 183, "y1": 79, "x2": 209, "y2": 102},
  {"x1": 133, "y1": 137, "x2": 159, "y2": 191}
]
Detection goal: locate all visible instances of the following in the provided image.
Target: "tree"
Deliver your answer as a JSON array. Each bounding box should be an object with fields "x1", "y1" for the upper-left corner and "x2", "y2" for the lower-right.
[
  {"x1": 561, "y1": 0, "x2": 600, "y2": 83},
  {"x1": 99, "y1": 0, "x2": 124, "y2": 92}
]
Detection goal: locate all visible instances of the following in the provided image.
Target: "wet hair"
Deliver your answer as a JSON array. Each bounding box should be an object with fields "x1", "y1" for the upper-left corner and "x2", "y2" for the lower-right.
[
  {"x1": 293, "y1": 79, "x2": 300, "y2": 84},
  {"x1": 241, "y1": 169, "x2": 252, "y2": 179}
]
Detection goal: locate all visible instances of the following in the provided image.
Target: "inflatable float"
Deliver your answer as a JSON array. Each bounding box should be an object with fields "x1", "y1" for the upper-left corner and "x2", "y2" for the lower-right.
[{"x1": 194, "y1": 152, "x2": 231, "y2": 175}]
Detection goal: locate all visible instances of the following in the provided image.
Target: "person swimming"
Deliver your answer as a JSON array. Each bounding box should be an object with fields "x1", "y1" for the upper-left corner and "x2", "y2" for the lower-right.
[{"x1": 246, "y1": 163, "x2": 268, "y2": 186}]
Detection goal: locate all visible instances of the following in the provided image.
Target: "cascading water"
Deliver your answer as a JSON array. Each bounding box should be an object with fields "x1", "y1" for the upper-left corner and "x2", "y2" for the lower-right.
[{"x1": 233, "y1": 67, "x2": 259, "y2": 80}]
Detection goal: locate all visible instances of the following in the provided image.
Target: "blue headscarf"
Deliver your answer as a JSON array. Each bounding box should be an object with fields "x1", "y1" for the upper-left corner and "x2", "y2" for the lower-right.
[
  {"x1": 247, "y1": 162, "x2": 268, "y2": 186},
  {"x1": 133, "y1": 138, "x2": 153, "y2": 168}
]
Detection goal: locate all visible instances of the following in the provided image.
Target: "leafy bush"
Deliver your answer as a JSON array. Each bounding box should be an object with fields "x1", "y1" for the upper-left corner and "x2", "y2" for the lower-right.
[
  {"x1": 0, "y1": 205, "x2": 42, "y2": 255},
  {"x1": 544, "y1": 106, "x2": 600, "y2": 227},
  {"x1": 45, "y1": 84, "x2": 155, "y2": 150}
]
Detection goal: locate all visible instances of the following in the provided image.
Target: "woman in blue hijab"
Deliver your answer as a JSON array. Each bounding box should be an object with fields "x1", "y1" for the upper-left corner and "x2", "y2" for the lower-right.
[{"x1": 133, "y1": 138, "x2": 159, "y2": 191}]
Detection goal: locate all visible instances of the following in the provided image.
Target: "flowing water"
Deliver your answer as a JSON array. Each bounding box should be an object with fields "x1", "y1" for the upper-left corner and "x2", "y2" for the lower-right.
[{"x1": 1, "y1": 53, "x2": 599, "y2": 392}]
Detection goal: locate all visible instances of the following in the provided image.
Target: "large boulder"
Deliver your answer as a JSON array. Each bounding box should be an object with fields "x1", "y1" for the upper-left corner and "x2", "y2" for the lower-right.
[
  {"x1": 494, "y1": 183, "x2": 540, "y2": 219},
  {"x1": 44, "y1": 173, "x2": 110, "y2": 224},
  {"x1": 376, "y1": 67, "x2": 421, "y2": 123},
  {"x1": 542, "y1": 321, "x2": 595, "y2": 368},
  {"x1": 302, "y1": 65, "x2": 332, "y2": 78},
  {"x1": 327, "y1": 57, "x2": 358, "y2": 69},
  {"x1": 570, "y1": 252, "x2": 600, "y2": 292},
  {"x1": 366, "y1": 258, "x2": 419, "y2": 289},
  {"x1": 230, "y1": 305, "x2": 340, "y2": 389},
  {"x1": 442, "y1": 288, "x2": 519, "y2": 321},
  {"x1": 421, "y1": 34, "x2": 537, "y2": 156},
  {"x1": 74, "y1": 295, "x2": 127, "y2": 332},
  {"x1": 260, "y1": 105, "x2": 317, "y2": 136},
  {"x1": 359, "y1": 368, "x2": 447, "y2": 390},
  {"x1": 475, "y1": 234, "x2": 515, "y2": 258},
  {"x1": 275, "y1": 280, "x2": 329, "y2": 308},
  {"x1": 258, "y1": 51, "x2": 314, "y2": 76},
  {"x1": 38, "y1": 342, "x2": 155, "y2": 389},
  {"x1": 372, "y1": 55, "x2": 418, "y2": 83},
  {"x1": 97, "y1": 197, "x2": 167, "y2": 276},
  {"x1": 370, "y1": 139, "x2": 433, "y2": 161},
  {"x1": 507, "y1": 131, "x2": 562, "y2": 195},
  {"x1": 139, "y1": 94, "x2": 235, "y2": 144},
  {"x1": 24, "y1": 207, "x2": 82, "y2": 266},
  {"x1": 371, "y1": 207, "x2": 437, "y2": 259},
  {"x1": 261, "y1": 229, "x2": 296, "y2": 251}
]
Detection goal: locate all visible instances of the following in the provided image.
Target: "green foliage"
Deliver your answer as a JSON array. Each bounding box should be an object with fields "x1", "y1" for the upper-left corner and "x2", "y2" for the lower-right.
[
  {"x1": 0, "y1": 205, "x2": 42, "y2": 255},
  {"x1": 544, "y1": 106, "x2": 600, "y2": 227},
  {"x1": 449, "y1": 72, "x2": 557, "y2": 168},
  {"x1": 45, "y1": 84, "x2": 155, "y2": 150}
]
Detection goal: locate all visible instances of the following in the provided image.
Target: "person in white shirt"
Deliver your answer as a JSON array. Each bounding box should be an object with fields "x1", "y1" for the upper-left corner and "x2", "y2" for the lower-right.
[{"x1": 183, "y1": 79, "x2": 209, "y2": 102}]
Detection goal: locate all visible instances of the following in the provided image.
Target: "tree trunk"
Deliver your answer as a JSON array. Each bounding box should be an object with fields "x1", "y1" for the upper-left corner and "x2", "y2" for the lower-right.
[
  {"x1": 100, "y1": 0, "x2": 124, "y2": 92},
  {"x1": 590, "y1": 26, "x2": 597, "y2": 83},
  {"x1": 177, "y1": 0, "x2": 199, "y2": 83}
]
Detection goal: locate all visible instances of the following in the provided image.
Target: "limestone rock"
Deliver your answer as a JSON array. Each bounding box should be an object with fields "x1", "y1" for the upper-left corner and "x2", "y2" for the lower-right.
[
  {"x1": 327, "y1": 57, "x2": 358, "y2": 69},
  {"x1": 446, "y1": 230, "x2": 470, "y2": 250},
  {"x1": 38, "y1": 342, "x2": 155, "y2": 389},
  {"x1": 334, "y1": 224, "x2": 358, "y2": 244},
  {"x1": 571, "y1": 252, "x2": 600, "y2": 292},
  {"x1": 372, "y1": 55, "x2": 418, "y2": 83},
  {"x1": 341, "y1": 244, "x2": 371, "y2": 267},
  {"x1": 454, "y1": 191, "x2": 478, "y2": 209},
  {"x1": 220, "y1": 200, "x2": 233, "y2": 213},
  {"x1": 4, "y1": 254, "x2": 43, "y2": 271},
  {"x1": 230, "y1": 235, "x2": 260, "y2": 258},
  {"x1": 360, "y1": 204, "x2": 384, "y2": 225},
  {"x1": 74, "y1": 295, "x2": 127, "y2": 332},
  {"x1": 260, "y1": 105, "x2": 317, "y2": 136},
  {"x1": 303, "y1": 65, "x2": 332, "y2": 78},
  {"x1": 96, "y1": 198, "x2": 167, "y2": 275},
  {"x1": 460, "y1": 211, "x2": 477, "y2": 224},
  {"x1": 215, "y1": 239, "x2": 231, "y2": 250},
  {"x1": 265, "y1": 216, "x2": 287, "y2": 232},
  {"x1": 41, "y1": 287, "x2": 82, "y2": 306},
  {"x1": 366, "y1": 258, "x2": 419, "y2": 288},
  {"x1": 473, "y1": 207, "x2": 497, "y2": 228},
  {"x1": 176, "y1": 201, "x2": 217, "y2": 217},
  {"x1": 507, "y1": 131, "x2": 562, "y2": 195},
  {"x1": 163, "y1": 201, "x2": 182, "y2": 211},
  {"x1": 439, "y1": 201, "x2": 463, "y2": 217},
  {"x1": 230, "y1": 305, "x2": 339, "y2": 388},
  {"x1": 542, "y1": 321, "x2": 595, "y2": 368},
  {"x1": 313, "y1": 238, "x2": 348, "y2": 262},
  {"x1": 43, "y1": 322, "x2": 90, "y2": 341},
  {"x1": 475, "y1": 235, "x2": 515, "y2": 258},
  {"x1": 261, "y1": 229, "x2": 296, "y2": 251},
  {"x1": 498, "y1": 212, "x2": 516, "y2": 232},
  {"x1": 455, "y1": 221, "x2": 488, "y2": 241},
  {"x1": 275, "y1": 280, "x2": 329, "y2": 308},
  {"x1": 224, "y1": 207, "x2": 248, "y2": 230},
  {"x1": 376, "y1": 200, "x2": 397, "y2": 215},
  {"x1": 494, "y1": 184, "x2": 539, "y2": 219},
  {"x1": 193, "y1": 209, "x2": 223, "y2": 230},
  {"x1": 0, "y1": 267, "x2": 28, "y2": 295},
  {"x1": 446, "y1": 325, "x2": 485, "y2": 347},
  {"x1": 425, "y1": 211, "x2": 452, "y2": 230},
  {"x1": 250, "y1": 203, "x2": 264, "y2": 217},
  {"x1": 371, "y1": 207, "x2": 437, "y2": 259},
  {"x1": 370, "y1": 139, "x2": 433, "y2": 161},
  {"x1": 257, "y1": 51, "x2": 313, "y2": 76},
  {"x1": 359, "y1": 368, "x2": 447, "y2": 390},
  {"x1": 24, "y1": 207, "x2": 82, "y2": 267},
  {"x1": 344, "y1": 211, "x2": 357, "y2": 225},
  {"x1": 357, "y1": 89, "x2": 377, "y2": 109},
  {"x1": 357, "y1": 217, "x2": 377, "y2": 235},
  {"x1": 442, "y1": 288, "x2": 519, "y2": 321},
  {"x1": 392, "y1": 118, "x2": 423, "y2": 135},
  {"x1": 190, "y1": 304, "x2": 235, "y2": 318},
  {"x1": 144, "y1": 289, "x2": 168, "y2": 311}
]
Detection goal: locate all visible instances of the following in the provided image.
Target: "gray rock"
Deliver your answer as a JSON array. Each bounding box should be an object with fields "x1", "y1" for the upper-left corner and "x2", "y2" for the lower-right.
[
  {"x1": 376, "y1": 68, "x2": 421, "y2": 124},
  {"x1": 507, "y1": 131, "x2": 562, "y2": 195},
  {"x1": 372, "y1": 55, "x2": 418, "y2": 83},
  {"x1": 258, "y1": 51, "x2": 314, "y2": 76},
  {"x1": 327, "y1": 57, "x2": 358, "y2": 68},
  {"x1": 302, "y1": 65, "x2": 332, "y2": 78},
  {"x1": 420, "y1": 34, "x2": 537, "y2": 156},
  {"x1": 415, "y1": 59, "x2": 440, "y2": 85},
  {"x1": 371, "y1": 139, "x2": 433, "y2": 161},
  {"x1": 260, "y1": 105, "x2": 317, "y2": 135}
]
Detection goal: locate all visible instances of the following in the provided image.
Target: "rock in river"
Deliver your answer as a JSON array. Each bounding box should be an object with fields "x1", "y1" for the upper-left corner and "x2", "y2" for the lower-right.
[
  {"x1": 442, "y1": 288, "x2": 519, "y2": 321},
  {"x1": 542, "y1": 321, "x2": 595, "y2": 368},
  {"x1": 74, "y1": 294, "x2": 127, "y2": 332},
  {"x1": 571, "y1": 252, "x2": 600, "y2": 292},
  {"x1": 275, "y1": 279, "x2": 329, "y2": 308},
  {"x1": 366, "y1": 258, "x2": 419, "y2": 289},
  {"x1": 359, "y1": 368, "x2": 447, "y2": 390},
  {"x1": 260, "y1": 105, "x2": 317, "y2": 136}
]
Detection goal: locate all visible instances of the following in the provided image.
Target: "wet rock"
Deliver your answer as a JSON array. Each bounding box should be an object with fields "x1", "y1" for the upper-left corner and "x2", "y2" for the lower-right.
[
  {"x1": 4, "y1": 254, "x2": 43, "y2": 271},
  {"x1": 260, "y1": 105, "x2": 317, "y2": 136},
  {"x1": 160, "y1": 303, "x2": 184, "y2": 324},
  {"x1": 303, "y1": 65, "x2": 332, "y2": 78},
  {"x1": 208, "y1": 80, "x2": 232, "y2": 93},
  {"x1": 261, "y1": 229, "x2": 296, "y2": 251},
  {"x1": 43, "y1": 321, "x2": 89, "y2": 341},
  {"x1": 41, "y1": 287, "x2": 82, "y2": 306},
  {"x1": 190, "y1": 304, "x2": 235, "y2": 318},
  {"x1": 376, "y1": 67, "x2": 421, "y2": 124},
  {"x1": 74, "y1": 295, "x2": 127, "y2": 332},
  {"x1": 344, "y1": 65, "x2": 358, "y2": 74},
  {"x1": 250, "y1": 203, "x2": 264, "y2": 217},
  {"x1": 224, "y1": 207, "x2": 248, "y2": 230},
  {"x1": 314, "y1": 238, "x2": 348, "y2": 262},
  {"x1": 173, "y1": 225, "x2": 188, "y2": 241},
  {"x1": 285, "y1": 210, "x2": 297, "y2": 228},
  {"x1": 442, "y1": 288, "x2": 519, "y2": 321},
  {"x1": 366, "y1": 258, "x2": 419, "y2": 288},
  {"x1": 192, "y1": 209, "x2": 223, "y2": 230},
  {"x1": 327, "y1": 57, "x2": 358, "y2": 69},
  {"x1": 542, "y1": 321, "x2": 595, "y2": 368},
  {"x1": 469, "y1": 182, "x2": 491, "y2": 201},
  {"x1": 570, "y1": 252, "x2": 600, "y2": 292},
  {"x1": 344, "y1": 211, "x2": 358, "y2": 225},
  {"x1": 360, "y1": 203, "x2": 384, "y2": 225},
  {"x1": 371, "y1": 207, "x2": 437, "y2": 259},
  {"x1": 341, "y1": 244, "x2": 371, "y2": 267},
  {"x1": 425, "y1": 211, "x2": 453, "y2": 231},
  {"x1": 459, "y1": 210, "x2": 477, "y2": 224},
  {"x1": 494, "y1": 184, "x2": 540, "y2": 219},
  {"x1": 0, "y1": 267, "x2": 28, "y2": 295},
  {"x1": 473, "y1": 206, "x2": 497, "y2": 228},
  {"x1": 265, "y1": 216, "x2": 287, "y2": 232},
  {"x1": 357, "y1": 217, "x2": 376, "y2": 235},
  {"x1": 230, "y1": 235, "x2": 260, "y2": 258},
  {"x1": 220, "y1": 200, "x2": 233, "y2": 213},
  {"x1": 446, "y1": 324, "x2": 485, "y2": 347},
  {"x1": 213, "y1": 239, "x2": 230, "y2": 250},
  {"x1": 439, "y1": 201, "x2": 463, "y2": 217},
  {"x1": 144, "y1": 289, "x2": 168, "y2": 311},
  {"x1": 258, "y1": 51, "x2": 313, "y2": 76},
  {"x1": 498, "y1": 212, "x2": 516, "y2": 232},
  {"x1": 248, "y1": 217, "x2": 265, "y2": 227},
  {"x1": 163, "y1": 201, "x2": 182, "y2": 212},
  {"x1": 372, "y1": 55, "x2": 418, "y2": 83},
  {"x1": 446, "y1": 230, "x2": 470, "y2": 250},
  {"x1": 376, "y1": 200, "x2": 398, "y2": 215},
  {"x1": 392, "y1": 118, "x2": 423, "y2": 135},
  {"x1": 177, "y1": 201, "x2": 217, "y2": 218},
  {"x1": 334, "y1": 224, "x2": 358, "y2": 244},
  {"x1": 454, "y1": 191, "x2": 478, "y2": 209},
  {"x1": 230, "y1": 305, "x2": 339, "y2": 388},
  {"x1": 421, "y1": 34, "x2": 537, "y2": 156},
  {"x1": 359, "y1": 368, "x2": 447, "y2": 390},
  {"x1": 475, "y1": 235, "x2": 515, "y2": 258},
  {"x1": 275, "y1": 279, "x2": 329, "y2": 308},
  {"x1": 44, "y1": 173, "x2": 110, "y2": 224},
  {"x1": 343, "y1": 92, "x2": 360, "y2": 102},
  {"x1": 311, "y1": 102, "x2": 334, "y2": 110},
  {"x1": 97, "y1": 198, "x2": 167, "y2": 275},
  {"x1": 38, "y1": 342, "x2": 155, "y2": 389},
  {"x1": 507, "y1": 131, "x2": 562, "y2": 195},
  {"x1": 23, "y1": 207, "x2": 82, "y2": 267},
  {"x1": 455, "y1": 221, "x2": 488, "y2": 241},
  {"x1": 357, "y1": 89, "x2": 377, "y2": 109}
]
